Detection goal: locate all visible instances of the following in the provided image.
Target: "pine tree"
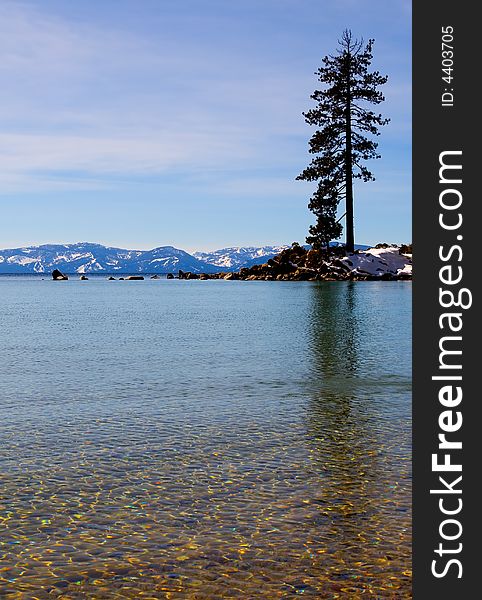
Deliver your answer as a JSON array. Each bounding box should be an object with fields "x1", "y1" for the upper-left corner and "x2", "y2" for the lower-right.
[{"x1": 297, "y1": 30, "x2": 389, "y2": 252}]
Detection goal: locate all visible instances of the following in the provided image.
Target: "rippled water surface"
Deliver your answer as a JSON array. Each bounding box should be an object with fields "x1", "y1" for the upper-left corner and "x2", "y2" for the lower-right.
[{"x1": 0, "y1": 278, "x2": 411, "y2": 598}]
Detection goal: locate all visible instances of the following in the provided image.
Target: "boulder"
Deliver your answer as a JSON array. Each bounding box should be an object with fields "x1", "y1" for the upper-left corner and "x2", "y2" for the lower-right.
[
  {"x1": 292, "y1": 269, "x2": 312, "y2": 281},
  {"x1": 52, "y1": 269, "x2": 68, "y2": 280},
  {"x1": 178, "y1": 270, "x2": 198, "y2": 279},
  {"x1": 79, "y1": 275, "x2": 88, "y2": 280},
  {"x1": 125, "y1": 276, "x2": 144, "y2": 280},
  {"x1": 119, "y1": 277, "x2": 124, "y2": 280},
  {"x1": 199, "y1": 273, "x2": 209, "y2": 280},
  {"x1": 150, "y1": 274, "x2": 160, "y2": 279},
  {"x1": 224, "y1": 273, "x2": 236, "y2": 280},
  {"x1": 108, "y1": 276, "x2": 116, "y2": 280},
  {"x1": 166, "y1": 273, "x2": 174, "y2": 279},
  {"x1": 276, "y1": 262, "x2": 297, "y2": 275}
]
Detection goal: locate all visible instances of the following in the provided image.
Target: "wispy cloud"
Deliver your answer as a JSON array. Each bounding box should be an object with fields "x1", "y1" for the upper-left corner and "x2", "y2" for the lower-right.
[{"x1": 0, "y1": 1, "x2": 318, "y2": 192}]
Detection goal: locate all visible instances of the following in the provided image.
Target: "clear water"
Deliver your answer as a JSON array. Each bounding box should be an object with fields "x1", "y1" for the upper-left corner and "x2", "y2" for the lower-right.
[{"x1": 0, "y1": 278, "x2": 411, "y2": 598}]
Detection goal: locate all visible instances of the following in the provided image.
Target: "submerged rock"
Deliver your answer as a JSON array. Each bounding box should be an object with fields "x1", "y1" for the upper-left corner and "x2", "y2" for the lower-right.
[
  {"x1": 150, "y1": 274, "x2": 160, "y2": 279},
  {"x1": 52, "y1": 269, "x2": 68, "y2": 280},
  {"x1": 108, "y1": 276, "x2": 116, "y2": 280},
  {"x1": 125, "y1": 275, "x2": 144, "y2": 280}
]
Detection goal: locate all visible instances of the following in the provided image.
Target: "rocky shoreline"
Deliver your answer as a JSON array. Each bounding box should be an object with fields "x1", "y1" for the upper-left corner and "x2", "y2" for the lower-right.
[{"x1": 178, "y1": 243, "x2": 412, "y2": 282}]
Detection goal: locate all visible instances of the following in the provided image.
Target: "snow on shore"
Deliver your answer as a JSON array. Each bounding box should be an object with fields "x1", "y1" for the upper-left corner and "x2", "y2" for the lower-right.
[{"x1": 340, "y1": 246, "x2": 412, "y2": 277}]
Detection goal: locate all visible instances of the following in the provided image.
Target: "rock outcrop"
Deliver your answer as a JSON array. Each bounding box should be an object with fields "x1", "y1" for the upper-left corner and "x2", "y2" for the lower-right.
[
  {"x1": 52, "y1": 269, "x2": 68, "y2": 280},
  {"x1": 175, "y1": 243, "x2": 412, "y2": 282}
]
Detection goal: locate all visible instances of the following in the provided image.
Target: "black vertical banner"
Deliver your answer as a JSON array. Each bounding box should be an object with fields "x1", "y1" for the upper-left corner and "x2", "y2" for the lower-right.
[{"x1": 413, "y1": 1, "x2": 478, "y2": 598}]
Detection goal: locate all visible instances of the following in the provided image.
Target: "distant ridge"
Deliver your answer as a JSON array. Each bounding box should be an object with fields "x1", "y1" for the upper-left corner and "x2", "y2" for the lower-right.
[
  {"x1": 193, "y1": 246, "x2": 289, "y2": 270},
  {"x1": 0, "y1": 243, "x2": 216, "y2": 274}
]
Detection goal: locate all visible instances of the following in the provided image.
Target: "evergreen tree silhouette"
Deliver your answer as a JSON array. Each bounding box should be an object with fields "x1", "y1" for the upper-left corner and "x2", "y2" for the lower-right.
[{"x1": 297, "y1": 30, "x2": 389, "y2": 252}]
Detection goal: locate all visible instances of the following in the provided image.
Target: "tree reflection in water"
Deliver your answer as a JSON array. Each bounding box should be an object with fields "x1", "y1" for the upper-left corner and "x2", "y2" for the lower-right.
[{"x1": 304, "y1": 282, "x2": 412, "y2": 596}]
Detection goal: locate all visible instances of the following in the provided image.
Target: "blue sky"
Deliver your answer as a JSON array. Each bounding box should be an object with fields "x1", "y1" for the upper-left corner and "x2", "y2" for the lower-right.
[{"x1": 0, "y1": 0, "x2": 411, "y2": 251}]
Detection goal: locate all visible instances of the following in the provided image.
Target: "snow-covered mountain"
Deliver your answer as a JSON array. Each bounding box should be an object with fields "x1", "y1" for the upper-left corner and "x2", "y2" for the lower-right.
[
  {"x1": 193, "y1": 246, "x2": 290, "y2": 270},
  {"x1": 0, "y1": 243, "x2": 219, "y2": 274}
]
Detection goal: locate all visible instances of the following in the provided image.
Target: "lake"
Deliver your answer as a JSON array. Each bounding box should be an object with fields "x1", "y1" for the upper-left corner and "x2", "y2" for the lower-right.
[{"x1": 0, "y1": 277, "x2": 411, "y2": 598}]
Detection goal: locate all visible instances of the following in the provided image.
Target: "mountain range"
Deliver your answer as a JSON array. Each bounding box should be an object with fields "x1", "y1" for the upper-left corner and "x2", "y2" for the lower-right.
[{"x1": 0, "y1": 242, "x2": 292, "y2": 274}]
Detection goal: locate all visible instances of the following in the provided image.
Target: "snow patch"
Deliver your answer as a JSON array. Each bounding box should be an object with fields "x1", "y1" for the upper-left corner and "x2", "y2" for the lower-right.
[
  {"x1": 340, "y1": 247, "x2": 412, "y2": 277},
  {"x1": 7, "y1": 255, "x2": 38, "y2": 265}
]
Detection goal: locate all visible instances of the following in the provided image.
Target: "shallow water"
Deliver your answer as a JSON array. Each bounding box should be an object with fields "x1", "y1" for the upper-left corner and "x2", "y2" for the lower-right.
[{"x1": 0, "y1": 278, "x2": 411, "y2": 598}]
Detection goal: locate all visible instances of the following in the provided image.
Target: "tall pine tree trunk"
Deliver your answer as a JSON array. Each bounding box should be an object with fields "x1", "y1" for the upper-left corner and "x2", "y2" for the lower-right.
[{"x1": 345, "y1": 64, "x2": 355, "y2": 253}]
